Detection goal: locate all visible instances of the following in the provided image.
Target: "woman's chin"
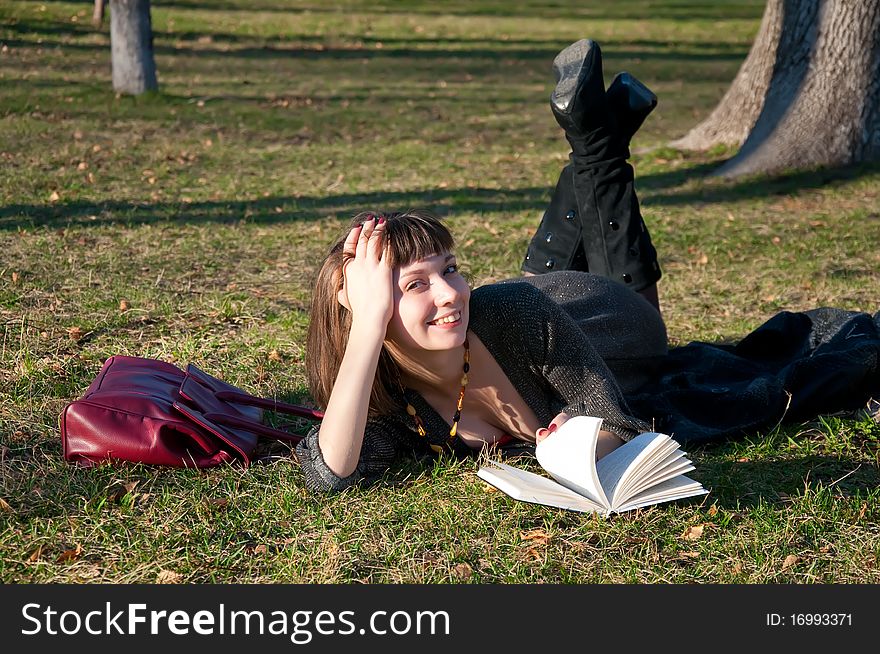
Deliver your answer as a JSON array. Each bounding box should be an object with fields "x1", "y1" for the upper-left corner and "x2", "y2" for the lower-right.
[{"x1": 424, "y1": 322, "x2": 468, "y2": 348}]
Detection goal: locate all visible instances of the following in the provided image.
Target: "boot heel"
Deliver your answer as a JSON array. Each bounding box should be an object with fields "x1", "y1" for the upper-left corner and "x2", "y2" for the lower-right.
[{"x1": 606, "y1": 72, "x2": 658, "y2": 145}]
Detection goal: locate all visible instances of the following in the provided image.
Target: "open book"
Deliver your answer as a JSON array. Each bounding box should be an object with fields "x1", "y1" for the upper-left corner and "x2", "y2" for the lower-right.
[{"x1": 477, "y1": 415, "x2": 708, "y2": 515}]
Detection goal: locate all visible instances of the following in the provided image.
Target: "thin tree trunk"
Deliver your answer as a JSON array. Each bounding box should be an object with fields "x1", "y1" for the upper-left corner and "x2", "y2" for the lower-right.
[
  {"x1": 93, "y1": 0, "x2": 105, "y2": 27},
  {"x1": 110, "y1": 0, "x2": 158, "y2": 95},
  {"x1": 672, "y1": 0, "x2": 880, "y2": 177}
]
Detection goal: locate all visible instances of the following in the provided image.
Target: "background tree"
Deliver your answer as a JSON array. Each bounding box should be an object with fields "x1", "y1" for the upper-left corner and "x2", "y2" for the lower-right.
[
  {"x1": 672, "y1": 0, "x2": 880, "y2": 177},
  {"x1": 106, "y1": 0, "x2": 158, "y2": 95}
]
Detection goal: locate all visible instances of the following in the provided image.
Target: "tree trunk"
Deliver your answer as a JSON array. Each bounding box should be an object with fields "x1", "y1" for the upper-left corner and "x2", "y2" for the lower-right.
[
  {"x1": 93, "y1": 0, "x2": 105, "y2": 27},
  {"x1": 110, "y1": 0, "x2": 158, "y2": 95},
  {"x1": 672, "y1": 0, "x2": 880, "y2": 177}
]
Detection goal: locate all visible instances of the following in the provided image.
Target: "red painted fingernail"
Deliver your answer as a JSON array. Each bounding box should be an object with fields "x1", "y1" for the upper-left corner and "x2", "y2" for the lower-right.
[
  {"x1": 378, "y1": 216, "x2": 385, "y2": 224},
  {"x1": 548, "y1": 423, "x2": 557, "y2": 432}
]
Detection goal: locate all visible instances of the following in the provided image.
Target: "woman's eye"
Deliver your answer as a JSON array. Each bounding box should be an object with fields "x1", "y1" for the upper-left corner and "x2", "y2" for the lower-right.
[
  {"x1": 406, "y1": 280, "x2": 425, "y2": 291},
  {"x1": 444, "y1": 264, "x2": 458, "y2": 275}
]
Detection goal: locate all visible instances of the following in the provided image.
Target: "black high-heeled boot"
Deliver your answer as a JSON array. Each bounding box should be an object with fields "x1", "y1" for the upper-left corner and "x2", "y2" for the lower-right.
[{"x1": 523, "y1": 40, "x2": 660, "y2": 293}]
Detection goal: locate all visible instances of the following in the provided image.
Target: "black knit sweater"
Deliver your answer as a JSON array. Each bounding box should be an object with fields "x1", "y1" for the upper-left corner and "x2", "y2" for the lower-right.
[{"x1": 295, "y1": 271, "x2": 668, "y2": 493}]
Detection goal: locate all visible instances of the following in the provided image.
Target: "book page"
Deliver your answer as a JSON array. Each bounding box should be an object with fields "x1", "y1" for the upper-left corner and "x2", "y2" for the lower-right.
[
  {"x1": 622, "y1": 454, "x2": 695, "y2": 499},
  {"x1": 613, "y1": 475, "x2": 709, "y2": 513},
  {"x1": 596, "y1": 432, "x2": 681, "y2": 511},
  {"x1": 535, "y1": 415, "x2": 608, "y2": 507},
  {"x1": 477, "y1": 461, "x2": 606, "y2": 514}
]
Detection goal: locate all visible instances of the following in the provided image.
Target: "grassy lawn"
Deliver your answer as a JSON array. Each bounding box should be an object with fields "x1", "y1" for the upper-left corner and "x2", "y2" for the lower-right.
[{"x1": 1, "y1": 0, "x2": 878, "y2": 583}]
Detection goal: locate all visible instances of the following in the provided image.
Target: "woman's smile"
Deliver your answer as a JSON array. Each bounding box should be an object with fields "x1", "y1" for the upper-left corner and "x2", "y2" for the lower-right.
[{"x1": 427, "y1": 310, "x2": 463, "y2": 328}]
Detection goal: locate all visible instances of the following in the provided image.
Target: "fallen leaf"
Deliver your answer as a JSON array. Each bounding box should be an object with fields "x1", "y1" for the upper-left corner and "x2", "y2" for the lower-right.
[
  {"x1": 27, "y1": 545, "x2": 44, "y2": 562},
  {"x1": 520, "y1": 529, "x2": 551, "y2": 546},
  {"x1": 451, "y1": 562, "x2": 473, "y2": 579},
  {"x1": 11, "y1": 272, "x2": 19, "y2": 284},
  {"x1": 679, "y1": 551, "x2": 700, "y2": 559},
  {"x1": 731, "y1": 561, "x2": 743, "y2": 574},
  {"x1": 49, "y1": 191, "x2": 60, "y2": 202},
  {"x1": 156, "y1": 569, "x2": 182, "y2": 584},
  {"x1": 253, "y1": 544, "x2": 268, "y2": 555},
  {"x1": 697, "y1": 253, "x2": 709, "y2": 265},
  {"x1": 267, "y1": 349, "x2": 282, "y2": 362},
  {"x1": 67, "y1": 326, "x2": 83, "y2": 340},
  {"x1": 77, "y1": 161, "x2": 88, "y2": 170},
  {"x1": 0, "y1": 497, "x2": 14, "y2": 513},
  {"x1": 481, "y1": 481, "x2": 498, "y2": 493},
  {"x1": 681, "y1": 524, "x2": 705, "y2": 541},
  {"x1": 73, "y1": 130, "x2": 83, "y2": 140},
  {"x1": 523, "y1": 547, "x2": 543, "y2": 562},
  {"x1": 204, "y1": 498, "x2": 229, "y2": 509},
  {"x1": 782, "y1": 554, "x2": 799, "y2": 570},
  {"x1": 707, "y1": 505, "x2": 718, "y2": 517},
  {"x1": 56, "y1": 544, "x2": 83, "y2": 563},
  {"x1": 107, "y1": 480, "x2": 140, "y2": 503},
  {"x1": 119, "y1": 299, "x2": 130, "y2": 312}
]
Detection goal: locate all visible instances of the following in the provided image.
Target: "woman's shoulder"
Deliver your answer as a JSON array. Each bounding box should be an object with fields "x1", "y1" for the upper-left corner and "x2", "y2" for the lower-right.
[
  {"x1": 471, "y1": 275, "x2": 545, "y2": 307},
  {"x1": 471, "y1": 270, "x2": 633, "y2": 311}
]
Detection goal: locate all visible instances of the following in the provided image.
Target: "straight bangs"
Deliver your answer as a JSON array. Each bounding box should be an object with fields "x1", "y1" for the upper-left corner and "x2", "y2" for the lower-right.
[{"x1": 350, "y1": 209, "x2": 455, "y2": 267}]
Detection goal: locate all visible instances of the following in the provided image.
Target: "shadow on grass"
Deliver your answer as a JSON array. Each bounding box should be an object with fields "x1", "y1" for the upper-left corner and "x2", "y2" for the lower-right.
[
  {"x1": 640, "y1": 160, "x2": 880, "y2": 208},
  {"x1": 691, "y1": 451, "x2": 880, "y2": 511},
  {"x1": 6, "y1": 157, "x2": 880, "y2": 231},
  {"x1": 332, "y1": 447, "x2": 880, "y2": 514},
  {"x1": 29, "y1": 0, "x2": 765, "y2": 22},
  {"x1": 0, "y1": 186, "x2": 554, "y2": 230},
  {"x1": 2, "y1": 26, "x2": 749, "y2": 66}
]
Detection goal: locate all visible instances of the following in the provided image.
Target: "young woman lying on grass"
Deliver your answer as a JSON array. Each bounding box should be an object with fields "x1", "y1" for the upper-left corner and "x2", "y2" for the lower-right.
[
  {"x1": 296, "y1": 39, "x2": 668, "y2": 492},
  {"x1": 296, "y1": 39, "x2": 880, "y2": 493}
]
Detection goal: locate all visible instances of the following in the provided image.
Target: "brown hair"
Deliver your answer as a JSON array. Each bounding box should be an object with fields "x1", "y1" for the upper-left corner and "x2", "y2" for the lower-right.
[{"x1": 305, "y1": 209, "x2": 456, "y2": 416}]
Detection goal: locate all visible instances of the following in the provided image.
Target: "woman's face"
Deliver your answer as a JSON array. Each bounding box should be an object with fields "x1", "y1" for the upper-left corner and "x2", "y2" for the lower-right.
[{"x1": 385, "y1": 251, "x2": 470, "y2": 354}]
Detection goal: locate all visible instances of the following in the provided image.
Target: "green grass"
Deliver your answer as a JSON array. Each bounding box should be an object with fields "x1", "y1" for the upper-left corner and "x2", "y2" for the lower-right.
[{"x1": 1, "y1": 0, "x2": 879, "y2": 584}]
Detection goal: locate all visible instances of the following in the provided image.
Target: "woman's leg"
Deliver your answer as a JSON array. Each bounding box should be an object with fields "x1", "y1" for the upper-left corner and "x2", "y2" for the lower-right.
[{"x1": 522, "y1": 39, "x2": 661, "y2": 312}]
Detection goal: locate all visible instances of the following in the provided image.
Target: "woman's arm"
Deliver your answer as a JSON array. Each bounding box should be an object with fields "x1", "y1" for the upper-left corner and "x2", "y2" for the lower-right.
[{"x1": 316, "y1": 217, "x2": 394, "y2": 478}]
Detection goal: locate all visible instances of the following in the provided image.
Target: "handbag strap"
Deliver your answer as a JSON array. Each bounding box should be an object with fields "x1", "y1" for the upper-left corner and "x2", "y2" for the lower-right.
[
  {"x1": 185, "y1": 363, "x2": 325, "y2": 421},
  {"x1": 177, "y1": 365, "x2": 323, "y2": 450},
  {"x1": 212, "y1": 390, "x2": 324, "y2": 421},
  {"x1": 202, "y1": 412, "x2": 305, "y2": 444}
]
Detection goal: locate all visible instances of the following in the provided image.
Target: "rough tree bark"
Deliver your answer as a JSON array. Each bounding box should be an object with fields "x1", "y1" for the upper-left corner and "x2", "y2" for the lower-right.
[
  {"x1": 672, "y1": 0, "x2": 880, "y2": 177},
  {"x1": 109, "y1": 0, "x2": 158, "y2": 95}
]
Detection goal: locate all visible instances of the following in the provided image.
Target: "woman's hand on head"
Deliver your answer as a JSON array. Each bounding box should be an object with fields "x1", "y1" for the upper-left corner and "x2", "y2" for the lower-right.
[
  {"x1": 535, "y1": 412, "x2": 571, "y2": 444},
  {"x1": 338, "y1": 217, "x2": 394, "y2": 334}
]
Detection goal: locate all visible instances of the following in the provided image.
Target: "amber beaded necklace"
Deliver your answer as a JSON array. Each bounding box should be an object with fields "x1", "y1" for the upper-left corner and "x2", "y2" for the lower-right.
[{"x1": 404, "y1": 338, "x2": 470, "y2": 454}]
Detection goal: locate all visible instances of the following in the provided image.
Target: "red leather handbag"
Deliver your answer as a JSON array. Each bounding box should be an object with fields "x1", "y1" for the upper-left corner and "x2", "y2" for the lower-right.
[{"x1": 60, "y1": 355, "x2": 324, "y2": 468}]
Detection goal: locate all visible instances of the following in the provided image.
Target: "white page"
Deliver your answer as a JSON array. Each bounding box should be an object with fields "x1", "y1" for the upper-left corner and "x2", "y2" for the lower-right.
[
  {"x1": 596, "y1": 431, "x2": 674, "y2": 510},
  {"x1": 477, "y1": 461, "x2": 606, "y2": 514},
  {"x1": 613, "y1": 475, "x2": 709, "y2": 513},
  {"x1": 535, "y1": 415, "x2": 608, "y2": 507},
  {"x1": 624, "y1": 455, "x2": 695, "y2": 499}
]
